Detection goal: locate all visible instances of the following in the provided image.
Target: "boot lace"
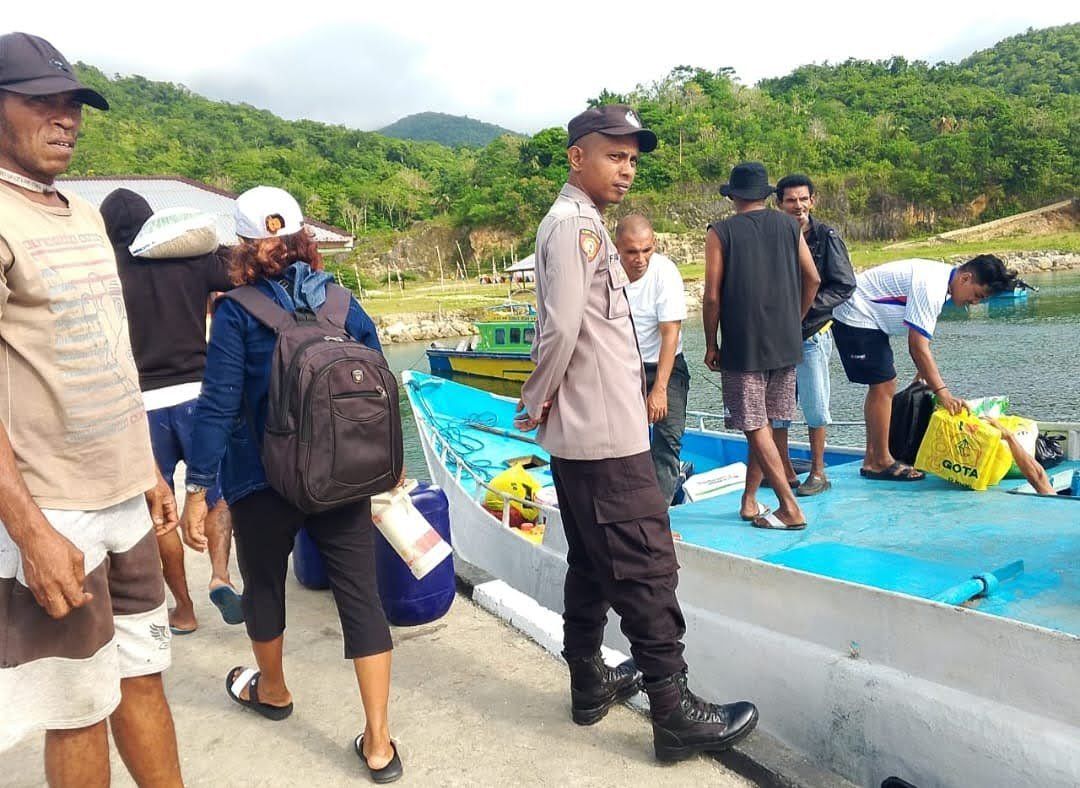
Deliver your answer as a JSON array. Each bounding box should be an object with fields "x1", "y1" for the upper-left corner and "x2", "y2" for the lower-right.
[{"x1": 675, "y1": 674, "x2": 729, "y2": 725}]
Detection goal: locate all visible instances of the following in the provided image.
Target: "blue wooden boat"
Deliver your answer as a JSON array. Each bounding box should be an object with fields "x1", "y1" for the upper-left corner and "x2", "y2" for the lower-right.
[
  {"x1": 988, "y1": 285, "x2": 1031, "y2": 300},
  {"x1": 403, "y1": 370, "x2": 1080, "y2": 787}
]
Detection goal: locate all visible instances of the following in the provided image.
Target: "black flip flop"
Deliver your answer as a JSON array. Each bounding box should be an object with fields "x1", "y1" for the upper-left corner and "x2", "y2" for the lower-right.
[
  {"x1": 210, "y1": 586, "x2": 245, "y2": 625},
  {"x1": 226, "y1": 666, "x2": 293, "y2": 721},
  {"x1": 355, "y1": 734, "x2": 403, "y2": 784},
  {"x1": 860, "y1": 461, "x2": 925, "y2": 482}
]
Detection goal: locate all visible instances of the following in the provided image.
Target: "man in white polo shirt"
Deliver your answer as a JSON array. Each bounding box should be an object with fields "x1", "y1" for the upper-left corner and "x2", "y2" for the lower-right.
[
  {"x1": 832, "y1": 254, "x2": 1018, "y2": 481},
  {"x1": 615, "y1": 215, "x2": 689, "y2": 504}
]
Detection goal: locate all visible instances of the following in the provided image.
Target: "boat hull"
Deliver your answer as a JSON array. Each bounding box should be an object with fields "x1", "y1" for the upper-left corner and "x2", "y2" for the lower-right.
[
  {"x1": 426, "y1": 348, "x2": 534, "y2": 382},
  {"x1": 405, "y1": 372, "x2": 1080, "y2": 787}
]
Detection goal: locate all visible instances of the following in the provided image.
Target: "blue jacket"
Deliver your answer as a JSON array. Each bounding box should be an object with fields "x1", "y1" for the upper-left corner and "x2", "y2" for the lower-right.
[{"x1": 186, "y1": 270, "x2": 382, "y2": 505}]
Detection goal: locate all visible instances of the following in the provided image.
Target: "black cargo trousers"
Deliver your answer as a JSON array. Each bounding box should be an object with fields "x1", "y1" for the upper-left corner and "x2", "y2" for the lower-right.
[{"x1": 550, "y1": 450, "x2": 687, "y2": 678}]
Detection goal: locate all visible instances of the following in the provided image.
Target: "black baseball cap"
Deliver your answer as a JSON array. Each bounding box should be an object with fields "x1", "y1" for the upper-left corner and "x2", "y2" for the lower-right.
[
  {"x1": 0, "y1": 32, "x2": 109, "y2": 110},
  {"x1": 567, "y1": 104, "x2": 657, "y2": 153}
]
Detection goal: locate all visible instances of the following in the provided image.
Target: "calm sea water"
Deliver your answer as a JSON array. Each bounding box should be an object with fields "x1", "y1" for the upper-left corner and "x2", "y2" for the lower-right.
[{"x1": 384, "y1": 270, "x2": 1080, "y2": 479}]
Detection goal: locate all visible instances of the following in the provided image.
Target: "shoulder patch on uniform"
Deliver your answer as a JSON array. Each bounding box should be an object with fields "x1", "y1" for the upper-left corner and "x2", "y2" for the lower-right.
[{"x1": 579, "y1": 228, "x2": 602, "y2": 263}]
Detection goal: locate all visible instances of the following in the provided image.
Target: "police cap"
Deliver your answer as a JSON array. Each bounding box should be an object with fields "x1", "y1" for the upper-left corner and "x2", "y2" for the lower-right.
[{"x1": 567, "y1": 105, "x2": 657, "y2": 153}]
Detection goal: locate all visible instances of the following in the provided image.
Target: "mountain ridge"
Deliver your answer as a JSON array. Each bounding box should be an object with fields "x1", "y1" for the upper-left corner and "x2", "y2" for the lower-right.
[{"x1": 378, "y1": 112, "x2": 522, "y2": 147}]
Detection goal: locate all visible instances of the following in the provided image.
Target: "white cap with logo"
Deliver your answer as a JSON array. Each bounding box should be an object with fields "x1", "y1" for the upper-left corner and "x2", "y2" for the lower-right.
[{"x1": 234, "y1": 186, "x2": 304, "y2": 240}]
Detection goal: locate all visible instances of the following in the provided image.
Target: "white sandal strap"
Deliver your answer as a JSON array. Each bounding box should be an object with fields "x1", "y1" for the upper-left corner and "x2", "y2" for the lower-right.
[
  {"x1": 758, "y1": 513, "x2": 786, "y2": 529},
  {"x1": 231, "y1": 667, "x2": 258, "y2": 699}
]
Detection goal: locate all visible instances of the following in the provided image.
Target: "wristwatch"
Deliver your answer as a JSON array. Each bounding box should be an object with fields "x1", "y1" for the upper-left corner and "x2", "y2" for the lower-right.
[{"x1": 184, "y1": 483, "x2": 208, "y2": 497}]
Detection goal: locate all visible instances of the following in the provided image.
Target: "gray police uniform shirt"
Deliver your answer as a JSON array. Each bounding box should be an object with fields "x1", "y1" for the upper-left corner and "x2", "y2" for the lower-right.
[{"x1": 521, "y1": 183, "x2": 649, "y2": 460}]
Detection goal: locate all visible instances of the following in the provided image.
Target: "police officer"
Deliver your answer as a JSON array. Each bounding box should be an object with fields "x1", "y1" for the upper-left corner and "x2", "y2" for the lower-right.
[{"x1": 515, "y1": 105, "x2": 758, "y2": 761}]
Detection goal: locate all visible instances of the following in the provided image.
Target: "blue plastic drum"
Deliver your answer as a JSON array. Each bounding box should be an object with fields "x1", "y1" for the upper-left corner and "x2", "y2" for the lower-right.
[
  {"x1": 375, "y1": 482, "x2": 455, "y2": 626},
  {"x1": 291, "y1": 484, "x2": 456, "y2": 627},
  {"x1": 292, "y1": 526, "x2": 330, "y2": 590}
]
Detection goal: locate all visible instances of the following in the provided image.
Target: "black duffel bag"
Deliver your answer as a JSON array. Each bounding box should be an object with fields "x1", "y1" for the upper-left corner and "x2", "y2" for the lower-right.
[
  {"x1": 1035, "y1": 433, "x2": 1065, "y2": 469},
  {"x1": 889, "y1": 381, "x2": 935, "y2": 465}
]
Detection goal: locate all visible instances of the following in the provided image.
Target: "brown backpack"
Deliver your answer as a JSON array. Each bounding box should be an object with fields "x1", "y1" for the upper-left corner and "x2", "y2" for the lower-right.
[{"x1": 224, "y1": 284, "x2": 402, "y2": 513}]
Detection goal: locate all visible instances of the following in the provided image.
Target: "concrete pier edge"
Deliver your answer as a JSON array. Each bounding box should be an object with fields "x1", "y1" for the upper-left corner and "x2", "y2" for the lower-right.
[{"x1": 453, "y1": 557, "x2": 859, "y2": 788}]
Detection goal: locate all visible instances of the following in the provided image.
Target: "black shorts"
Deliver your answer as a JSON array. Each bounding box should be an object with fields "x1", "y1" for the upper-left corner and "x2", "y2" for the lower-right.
[
  {"x1": 230, "y1": 488, "x2": 392, "y2": 660},
  {"x1": 832, "y1": 321, "x2": 897, "y2": 384}
]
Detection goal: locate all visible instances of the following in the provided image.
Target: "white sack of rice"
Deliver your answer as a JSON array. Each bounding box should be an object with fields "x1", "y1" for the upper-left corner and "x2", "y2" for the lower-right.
[{"x1": 130, "y1": 207, "x2": 220, "y2": 259}]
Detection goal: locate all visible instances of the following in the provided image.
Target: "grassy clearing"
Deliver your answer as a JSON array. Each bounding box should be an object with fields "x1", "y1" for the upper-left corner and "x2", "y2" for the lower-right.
[
  {"x1": 676, "y1": 230, "x2": 1080, "y2": 281},
  {"x1": 350, "y1": 230, "x2": 1079, "y2": 317},
  {"x1": 848, "y1": 231, "x2": 1080, "y2": 268},
  {"x1": 356, "y1": 281, "x2": 536, "y2": 319}
]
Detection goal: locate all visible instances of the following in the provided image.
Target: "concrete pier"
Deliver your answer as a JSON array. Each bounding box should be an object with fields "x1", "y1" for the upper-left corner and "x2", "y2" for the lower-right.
[{"x1": 8, "y1": 552, "x2": 750, "y2": 787}]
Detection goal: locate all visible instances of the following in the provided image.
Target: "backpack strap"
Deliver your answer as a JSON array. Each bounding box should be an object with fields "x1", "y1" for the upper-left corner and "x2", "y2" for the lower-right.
[
  {"x1": 223, "y1": 286, "x2": 295, "y2": 333},
  {"x1": 317, "y1": 284, "x2": 351, "y2": 332}
]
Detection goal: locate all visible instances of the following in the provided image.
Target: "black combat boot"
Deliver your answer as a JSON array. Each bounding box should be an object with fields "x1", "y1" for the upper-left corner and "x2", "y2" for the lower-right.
[
  {"x1": 644, "y1": 672, "x2": 758, "y2": 762},
  {"x1": 563, "y1": 652, "x2": 643, "y2": 726}
]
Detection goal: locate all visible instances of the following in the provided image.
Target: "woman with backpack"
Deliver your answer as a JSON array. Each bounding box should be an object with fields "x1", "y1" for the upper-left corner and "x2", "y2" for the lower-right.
[{"x1": 179, "y1": 186, "x2": 403, "y2": 783}]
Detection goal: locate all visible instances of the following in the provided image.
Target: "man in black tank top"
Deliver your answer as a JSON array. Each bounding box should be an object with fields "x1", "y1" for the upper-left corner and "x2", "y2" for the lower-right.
[{"x1": 703, "y1": 162, "x2": 820, "y2": 530}]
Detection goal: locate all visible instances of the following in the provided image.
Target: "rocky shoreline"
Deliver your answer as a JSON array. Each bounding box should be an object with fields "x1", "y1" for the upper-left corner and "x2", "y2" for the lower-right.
[
  {"x1": 375, "y1": 251, "x2": 1079, "y2": 344},
  {"x1": 951, "y1": 250, "x2": 1080, "y2": 274},
  {"x1": 376, "y1": 313, "x2": 476, "y2": 345}
]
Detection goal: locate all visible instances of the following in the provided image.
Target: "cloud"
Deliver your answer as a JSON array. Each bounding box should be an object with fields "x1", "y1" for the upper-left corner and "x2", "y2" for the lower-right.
[
  {"x1": 923, "y1": 18, "x2": 1047, "y2": 64},
  {"x1": 7, "y1": 2, "x2": 1077, "y2": 136},
  {"x1": 187, "y1": 25, "x2": 438, "y2": 130}
]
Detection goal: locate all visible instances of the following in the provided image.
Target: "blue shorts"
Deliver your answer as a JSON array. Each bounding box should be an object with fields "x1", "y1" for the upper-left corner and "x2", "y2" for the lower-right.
[
  {"x1": 773, "y1": 329, "x2": 834, "y2": 429},
  {"x1": 147, "y1": 399, "x2": 222, "y2": 507}
]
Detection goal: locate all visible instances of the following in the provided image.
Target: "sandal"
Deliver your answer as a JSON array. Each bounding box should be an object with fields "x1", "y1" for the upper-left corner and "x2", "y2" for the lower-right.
[
  {"x1": 860, "y1": 461, "x2": 925, "y2": 482},
  {"x1": 796, "y1": 475, "x2": 831, "y2": 497},
  {"x1": 226, "y1": 666, "x2": 293, "y2": 721},
  {"x1": 739, "y1": 502, "x2": 772, "y2": 522},
  {"x1": 210, "y1": 586, "x2": 245, "y2": 625},
  {"x1": 752, "y1": 512, "x2": 807, "y2": 531},
  {"x1": 355, "y1": 734, "x2": 403, "y2": 784}
]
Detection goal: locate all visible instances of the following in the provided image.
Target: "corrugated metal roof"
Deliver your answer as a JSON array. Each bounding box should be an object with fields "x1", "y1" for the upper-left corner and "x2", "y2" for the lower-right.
[{"x1": 57, "y1": 176, "x2": 353, "y2": 249}]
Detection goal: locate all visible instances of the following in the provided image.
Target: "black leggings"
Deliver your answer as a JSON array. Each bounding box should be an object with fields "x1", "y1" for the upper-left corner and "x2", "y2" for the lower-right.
[{"x1": 230, "y1": 488, "x2": 392, "y2": 659}]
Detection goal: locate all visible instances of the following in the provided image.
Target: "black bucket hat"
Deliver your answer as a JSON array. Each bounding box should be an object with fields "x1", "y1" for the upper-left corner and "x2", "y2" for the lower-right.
[
  {"x1": 720, "y1": 162, "x2": 774, "y2": 201},
  {"x1": 0, "y1": 32, "x2": 109, "y2": 110},
  {"x1": 567, "y1": 104, "x2": 657, "y2": 153}
]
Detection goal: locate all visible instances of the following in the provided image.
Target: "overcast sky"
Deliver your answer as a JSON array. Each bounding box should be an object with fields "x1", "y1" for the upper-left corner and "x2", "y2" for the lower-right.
[{"x1": 8, "y1": 2, "x2": 1076, "y2": 134}]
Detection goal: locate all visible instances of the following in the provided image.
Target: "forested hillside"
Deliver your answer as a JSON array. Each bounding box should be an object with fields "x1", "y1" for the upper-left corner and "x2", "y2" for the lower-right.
[
  {"x1": 70, "y1": 68, "x2": 473, "y2": 236},
  {"x1": 69, "y1": 23, "x2": 1078, "y2": 247},
  {"x1": 379, "y1": 112, "x2": 520, "y2": 147}
]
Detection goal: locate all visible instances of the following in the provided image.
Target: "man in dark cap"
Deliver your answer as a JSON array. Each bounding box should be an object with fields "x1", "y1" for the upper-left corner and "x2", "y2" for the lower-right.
[
  {"x1": 0, "y1": 32, "x2": 183, "y2": 785},
  {"x1": 517, "y1": 105, "x2": 758, "y2": 761},
  {"x1": 703, "y1": 162, "x2": 820, "y2": 530}
]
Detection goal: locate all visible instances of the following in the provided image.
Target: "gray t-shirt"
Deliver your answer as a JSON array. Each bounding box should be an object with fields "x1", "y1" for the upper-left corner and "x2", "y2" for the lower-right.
[{"x1": 708, "y1": 209, "x2": 803, "y2": 372}]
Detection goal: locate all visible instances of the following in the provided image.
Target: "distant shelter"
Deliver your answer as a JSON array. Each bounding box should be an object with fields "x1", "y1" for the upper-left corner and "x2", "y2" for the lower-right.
[
  {"x1": 58, "y1": 175, "x2": 354, "y2": 254},
  {"x1": 504, "y1": 254, "x2": 535, "y2": 284}
]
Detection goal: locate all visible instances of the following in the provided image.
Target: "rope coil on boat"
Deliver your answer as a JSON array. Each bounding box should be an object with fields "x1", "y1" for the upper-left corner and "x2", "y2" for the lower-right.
[{"x1": 408, "y1": 379, "x2": 558, "y2": 534}]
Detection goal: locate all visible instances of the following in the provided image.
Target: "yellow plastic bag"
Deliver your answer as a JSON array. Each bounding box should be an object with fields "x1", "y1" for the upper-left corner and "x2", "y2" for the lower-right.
[
  {"x1": 997, "y1": 415, "x2": 1038, "y2": 479},
  {"x1": 915, "y1": 409, "x2": 1013, "y2": 490},
  {"x1": 484, "y1": 464, "x2": 541, "y2": 522}
]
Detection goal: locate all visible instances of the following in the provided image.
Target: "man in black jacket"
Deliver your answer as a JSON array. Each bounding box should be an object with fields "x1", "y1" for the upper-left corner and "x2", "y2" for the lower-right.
[
  {"x1": 772, "y1": 174, "x2": 856, "y2": 496},
  {"x1": 102, "y1": 188, "x2": 243, "y2": 634}
]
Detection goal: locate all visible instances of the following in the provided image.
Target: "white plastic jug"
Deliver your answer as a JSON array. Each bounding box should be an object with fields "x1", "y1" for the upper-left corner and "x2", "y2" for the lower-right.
[{"x1": 371, "y1": 481, "x2": 453, "y2": 579}]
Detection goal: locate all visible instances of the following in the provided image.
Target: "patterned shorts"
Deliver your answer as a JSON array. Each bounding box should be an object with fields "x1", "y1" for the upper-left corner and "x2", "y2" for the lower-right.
[
  {"x1": 0, "y1": 495, "x2": 170, "y2": 751},
  {"x1": 721, "y1": 367, "x2": 797, "y2": 431}
]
